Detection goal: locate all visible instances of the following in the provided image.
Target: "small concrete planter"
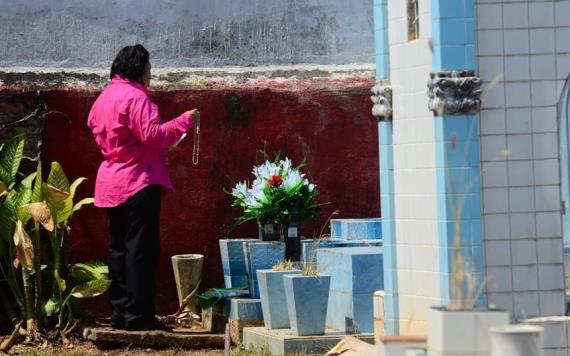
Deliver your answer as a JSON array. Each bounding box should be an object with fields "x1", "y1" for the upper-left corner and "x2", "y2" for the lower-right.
[
  {"x1": 284, "y1": 274, "x2": 331, "y2": 336},
  {"x1": 427, "y1": 307, "x2": 510, "y2": 356},
  {"x1": 490, "y1": 325, "x2": 542, "y2": 356},
  {"x1": 257, "y1": 269, "x2": 301, "y2": 329},
  {"x1": 171, "y1": 254, "x2": 204, "y2": 313}
]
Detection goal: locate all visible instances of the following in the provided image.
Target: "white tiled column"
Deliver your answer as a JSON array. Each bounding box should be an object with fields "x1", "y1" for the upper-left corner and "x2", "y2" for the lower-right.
[{"x1": 388, "y1": 0, "x2": 438, "y2": 335}]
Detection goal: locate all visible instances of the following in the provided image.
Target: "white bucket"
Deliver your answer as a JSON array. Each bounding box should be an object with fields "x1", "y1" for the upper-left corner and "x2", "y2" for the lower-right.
[{"x1": 490, "y1": 324, "x2": 543, "y2": 356}]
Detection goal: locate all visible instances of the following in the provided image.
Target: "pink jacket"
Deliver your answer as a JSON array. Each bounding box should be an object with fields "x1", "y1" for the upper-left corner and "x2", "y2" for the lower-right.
[{"x1": 88, "y1": 76, "x2": 194, "y2": 208}]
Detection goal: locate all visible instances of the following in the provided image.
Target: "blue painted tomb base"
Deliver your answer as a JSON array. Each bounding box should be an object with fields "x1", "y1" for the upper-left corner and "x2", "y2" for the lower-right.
[
  {"x1": 317, "y1": 247, "x2": 384, "y2": 334},
  {"x1": 229, "y1": 298, "x2": 264, "y2": 321},
  {"x1": 301, "y1": 238, "x2": 382, "y2": 267},
  {"x1": 243, "y1": 327, "x2": 374, "y2": 355},
  {"x1": 330, "y1": 218, "x2": 382, "y2": 240},
  {"x1": 219, "y1": 239, "x2": 257, "y2": 288},
  {"x1": 244, "y1": 241, "x2": 286, "y2": 298}
]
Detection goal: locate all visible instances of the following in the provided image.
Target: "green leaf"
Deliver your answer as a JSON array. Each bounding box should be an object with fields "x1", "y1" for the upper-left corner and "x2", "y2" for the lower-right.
[
  {"x1": 32, "y1": 161, "x2": 43, "y2": 203},
  {"x1": 47, "y1": 162, "x2": 70, "y2": 193},
  {"x1": 0, "y1": 201, "x2": 16, "y2": 244},
  {"x1": 70, "y1": 261, "x2": 109, "y2": 285},
  {"x1": 14, "y1": 172, "x2": 36, "y2": 223},
  {"x1": 0, "y1": 134, "x2": 25, "y2": 187},
  {"x1": 70, "y1": 279, "x2": 111, "y2": 299},
  {"x1": 72, "y1": 197, "x2": 94, "y2": 215},
  {"x1": 44, "y1": 183, "x2": 72, "y2": 224},
  {"x1": 69, "y1": 177, "x2": 87, "y2": 200},
  {"x1": 43, "y1": 298, "x2": 61, "y2": 317}
]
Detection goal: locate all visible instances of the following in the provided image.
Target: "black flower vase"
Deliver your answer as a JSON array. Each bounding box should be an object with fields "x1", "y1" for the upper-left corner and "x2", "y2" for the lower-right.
[
  {"x1": 283, "y1": 223, "x2": 302, "y2": 261},
  {"x1": 258, "y1": 222, "x2": 281, "y2": 241}
]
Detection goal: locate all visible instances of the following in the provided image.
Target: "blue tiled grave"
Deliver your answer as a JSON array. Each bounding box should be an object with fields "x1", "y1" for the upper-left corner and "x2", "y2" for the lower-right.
[
  {"x1": 284, "y1": 274, "x2": 331, "y2": 336},
  {"x1": 330, "y1": 218, "x2": 382, "y2": 240},
  {"x1": 243, "y1": 242, "x2": 285, "y2": 298},
  {"x1": 229, "y1": 298, "x2": 264, "y2": 321},
  {"x1": 317, "y1": 247, "x2": 384, "y2": 333},
  {"x1": 257, "y1": 269, "x2": 301, "y2": 329},
  {"x1": 219, "y1": 239, "x2": 256, "y2": 288},
  {"x1": 301, "y1": 239, "x2": 383, "y2": 267}
]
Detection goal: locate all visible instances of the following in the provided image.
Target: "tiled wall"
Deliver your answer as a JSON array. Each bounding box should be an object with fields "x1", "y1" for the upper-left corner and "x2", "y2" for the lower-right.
[
  {"x1": 387, "y1": 0, "x2": 439, "y2": 335},
  {"x1": 476, "y1": 0, "x2": 568, "y2": 319}
]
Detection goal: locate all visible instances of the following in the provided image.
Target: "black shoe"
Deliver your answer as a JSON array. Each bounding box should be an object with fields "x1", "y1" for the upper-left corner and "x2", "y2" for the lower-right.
[
  {"x1": 126, "y1": 317, "x2": 172, "y2": 332},
  {"x1": 111, "y1": 315, "x2": 125, "y2": 330}
]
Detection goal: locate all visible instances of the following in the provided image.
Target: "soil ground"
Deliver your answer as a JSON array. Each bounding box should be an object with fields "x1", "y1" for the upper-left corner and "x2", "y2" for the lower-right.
[{"x1": 1, "y1": 334, "x2": 225, "y2": 356}]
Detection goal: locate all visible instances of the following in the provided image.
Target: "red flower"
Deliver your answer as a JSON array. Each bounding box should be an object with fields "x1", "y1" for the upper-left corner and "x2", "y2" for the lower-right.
[{"x1": 268, "y1": 175, "x2": 282, "y2": 187}]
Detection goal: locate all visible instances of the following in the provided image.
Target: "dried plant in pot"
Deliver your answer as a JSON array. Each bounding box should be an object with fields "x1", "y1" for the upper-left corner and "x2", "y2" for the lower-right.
[
  {"x1": 279, "y1": 211, "x2": 338, "y2": 336},
  {"x1": 256, "y1": 260, "x2": 300, "y2": 329},
  {"x1": 427, "y1": 209, "x2": 509, "y2": 356}
]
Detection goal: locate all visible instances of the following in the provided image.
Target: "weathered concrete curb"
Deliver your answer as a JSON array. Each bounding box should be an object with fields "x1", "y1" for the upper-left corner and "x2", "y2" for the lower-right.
[{"x1": 82, "y1": 326, "x2": 225, "y2": 349}]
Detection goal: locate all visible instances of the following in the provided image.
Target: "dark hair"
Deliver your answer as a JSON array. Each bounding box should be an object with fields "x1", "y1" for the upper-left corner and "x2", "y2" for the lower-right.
[{"x1": 110, "y1": 44, "x2": 149, "y2": 82}]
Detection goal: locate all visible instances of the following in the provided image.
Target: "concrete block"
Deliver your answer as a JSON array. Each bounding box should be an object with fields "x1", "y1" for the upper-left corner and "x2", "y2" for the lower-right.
[
  {"x1": 229, "y1": 319, "x2": 264, "y2": 345},
  {"x1": 243, "y1": 327, "x2": 374, "y2": 356},
  {"x1": 378, "y1": 336, "x2": 427, "y2": 356},
  {"x1": 523, "y1": 317, "x2": 569, "y2": 349},
  {"x1": 257, "y1": 269, "x2": 300, "y2": 329},
  {"x1": 330, "y1": 218, "x2": 382, "y2": 240},
  {"x1": 229, "y1": 298, "x2": 263, "y2": 321},
  {"x1": 284, "y1": 274, "x2": 331, "y2": 336},
  {"x1": 301, "y1": 239, "x2": 382, "y2": 267},
  {"x1": 223, "y1": 275, "x2": 248, "y2": 289},
  {"x1": 317, "y1": 247, "x2": 383, "y2": 333},
  {"x1": 318, "y1": 247, "x2": 383, "y2": 293},
  {"x1": 243, "y1": 242, "x2": 285, "y2": 280},
  {"x1": 324, "y1": 291, "x2": 376, "y2": 334},
  {"x1": 249, "y1": 279, "x2": 260, "y2": 299},
  {"x1": 219, "y1": 239, "x2": 255, "y2": 276}
]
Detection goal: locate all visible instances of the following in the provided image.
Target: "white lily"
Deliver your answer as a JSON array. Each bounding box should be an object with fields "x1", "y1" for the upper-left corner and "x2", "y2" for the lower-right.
[
  {"x1": 232, "y1": 181, "x2": 248, "y2": 197},
  {"x1": 280, "y1": 157, "x2": 292, "y2": 175},
  {"x1": 283, "y1": 170, "x2": 302, "y2": 189},
  {"x1": 244, "y1": 195, "x2": 261, "y2": 208}
]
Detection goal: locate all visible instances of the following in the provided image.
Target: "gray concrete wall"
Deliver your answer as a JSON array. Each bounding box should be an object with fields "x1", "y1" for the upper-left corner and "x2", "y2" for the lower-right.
[{"x1": 0, "y1": 0, "x2": 374, "y2": 68}]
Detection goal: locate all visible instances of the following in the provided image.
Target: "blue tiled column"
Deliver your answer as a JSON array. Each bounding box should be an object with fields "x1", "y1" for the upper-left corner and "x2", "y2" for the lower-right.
[
  {"x1": 374, "y1": 0, "x2": 389, "y2": 79},
  {"x1": 379, "y1": 122, "x2": 398, "y2": 334},
  {"x1": 374, "y1": 0, "x2": 398, "y2": 336},
  {"x1": 431, "y1": 0, "x2": 485, "y2": 307}
]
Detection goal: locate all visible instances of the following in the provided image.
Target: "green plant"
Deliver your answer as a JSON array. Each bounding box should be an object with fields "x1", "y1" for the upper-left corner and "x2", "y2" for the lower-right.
[
  {"x1": 231, "y1": 344, "x2": 271, "y2": 356},
  {"x1": 229, "y1": 154, "x2": 320, "y2": 227},
  {"x1": 0, "y1": 134, "x2": 109, "y2": 340}
]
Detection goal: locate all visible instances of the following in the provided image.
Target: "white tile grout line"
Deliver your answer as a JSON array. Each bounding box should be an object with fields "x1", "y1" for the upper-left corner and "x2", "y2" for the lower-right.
[{"x1": 525, "y1": 0, "x2": 544, "y2": 319}]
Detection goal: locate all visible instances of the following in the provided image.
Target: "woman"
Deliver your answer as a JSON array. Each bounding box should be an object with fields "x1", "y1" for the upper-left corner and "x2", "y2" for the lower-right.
[{"x1": 88, "y1": 44, "x2": 198, "y2": 331}]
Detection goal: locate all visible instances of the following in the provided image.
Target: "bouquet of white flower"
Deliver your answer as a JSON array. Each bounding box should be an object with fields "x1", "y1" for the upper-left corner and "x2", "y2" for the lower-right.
[{"x1": 229, "y1": 155, "x2": 319, "y2": 228}]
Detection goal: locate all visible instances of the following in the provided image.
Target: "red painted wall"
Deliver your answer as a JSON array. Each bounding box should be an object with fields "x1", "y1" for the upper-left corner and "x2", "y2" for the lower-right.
[{"x1": 22, "y1": 77, "x2": 379, "y2": 313}]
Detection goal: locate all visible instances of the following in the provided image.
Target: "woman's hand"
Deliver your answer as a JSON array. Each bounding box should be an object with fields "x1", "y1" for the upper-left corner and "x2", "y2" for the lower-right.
[{"x1": 186, "y1": 109, "x2": 200, "y2": 125}]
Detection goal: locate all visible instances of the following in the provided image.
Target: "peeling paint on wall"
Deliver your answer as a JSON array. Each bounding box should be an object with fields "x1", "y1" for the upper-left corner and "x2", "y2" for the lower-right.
[{"x1": 0, "y1": 0, "x2": 374, "y2": 67}]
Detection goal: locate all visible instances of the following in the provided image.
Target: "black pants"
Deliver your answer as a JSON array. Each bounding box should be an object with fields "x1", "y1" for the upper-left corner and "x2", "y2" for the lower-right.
[{"x1": 107, "y1": 185, "x2": 161, "y2": 329}]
